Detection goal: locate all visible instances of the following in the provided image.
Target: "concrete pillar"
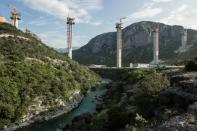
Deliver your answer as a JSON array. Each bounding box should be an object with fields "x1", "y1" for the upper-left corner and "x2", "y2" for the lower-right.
[
  {"x1": 68, "y1": 48, "x2": 72, "y2": 59},
  {"x1": 181, "y1": 29, "x2": 187, "y2": 48},
  {"x1": 67, "y1": 17, "x2": 74, "y2": 59},
  {"x1": 116, "y1": 23, "x2": 122, "y2": 68},
  {"x1": 153, "y1": 27, "x2": 159, "y2": 65},
  {"x1": 15, "y1": 19, "x2": 19, "y2": 28}
]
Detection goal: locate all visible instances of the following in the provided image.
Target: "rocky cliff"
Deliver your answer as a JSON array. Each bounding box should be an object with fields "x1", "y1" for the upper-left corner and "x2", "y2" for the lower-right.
[{"x1": 73, "y1": 21, "x2": 197, "y2": 66}]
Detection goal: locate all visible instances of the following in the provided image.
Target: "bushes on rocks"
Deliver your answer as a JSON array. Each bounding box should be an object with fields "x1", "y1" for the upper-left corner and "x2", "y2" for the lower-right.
[
  {"x1": 124, "y1": 69, "x2": 156, "y2": 84},
  {"x1": 134, "y1": 72, "x2": 170, "y2": 117},
  {"x1": 107, "y1": 106, "x2": 130, "y2": 130},
  {"x1": 185, "y1": 60, "x2": 197, "y2": 71},
  {"x1": 0, "y1": 23, "x2": 101, "y2": 129}
]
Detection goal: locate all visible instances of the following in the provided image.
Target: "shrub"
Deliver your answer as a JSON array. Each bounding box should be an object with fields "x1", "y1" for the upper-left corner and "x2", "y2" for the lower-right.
[
  {"x1": 125, "y1": 69, "x2": 156, "y2": 84},
  {"x1": 0, "y1": 23, "x2": 101, "y2": 129},
  {"x1": 185, "y1": 60, "x2": 197, "y2": 71},
  {"x1": 107, "y1": 106, "x2": 130, "y2": 130},
  {"x1": 91, "y1": 113, "x2": 108, "y2": 131},
  {"x1": 139, "y1": 73, "x2": 169, "y2": 96},
  {"x1": 134, "y1": 72, "x2": 170, "y2": 117}
]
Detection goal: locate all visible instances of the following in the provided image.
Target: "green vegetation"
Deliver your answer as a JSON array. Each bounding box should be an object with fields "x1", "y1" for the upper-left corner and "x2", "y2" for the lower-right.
[
  {"x1": 66, "y1": 69, "x2": 170, "y2": 131},
  {"x1": 73, "y1": 21, "x2": 197, "y2": 66},
  {"x1": 0, "y1": 23, "x2": 101, "y2": 129},
  {"x1": 0, "y1": 24, "x2": 65, "y2": 61},
  {"x1": 122, "y1": 68, "x2": 156, "y2": 84},
  {"x1": 185, "y1": 59, "x2": 197, "y2": 71},
  {"x1": 134, "y1": 72, "x2": 170, "y2": 117}
]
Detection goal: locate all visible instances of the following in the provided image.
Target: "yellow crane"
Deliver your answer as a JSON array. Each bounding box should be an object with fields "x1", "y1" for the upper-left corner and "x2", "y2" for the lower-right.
[{"x1": 10, "y1": 6, "x2": 21, "y2": 28}]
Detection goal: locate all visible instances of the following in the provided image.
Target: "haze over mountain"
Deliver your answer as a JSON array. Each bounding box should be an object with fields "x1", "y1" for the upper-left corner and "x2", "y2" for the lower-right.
[{"x1": 73, "y1": 21, "x2": 197, "y2": 66}]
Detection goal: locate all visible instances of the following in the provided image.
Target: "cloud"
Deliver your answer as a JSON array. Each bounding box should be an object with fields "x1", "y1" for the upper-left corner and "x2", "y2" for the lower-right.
[
  {"x1": 127, "y1": 2, "x2": 163, "y2": 20},
  {"x1": 159, "y1": 4, "x2": 197, "y2": 29},
  {"x1": 90, "y1": 21, "x2": 103, "y2": 26},
  {"x1": 21, "y1": 0, "x2": 103, "y2": 48},
  {"x1": 152, "y1": 0, "x2": 173, "y2": 3},
  {"x1": 28, "y1": 16, "x2": 48, "y2": 26},
  {"x1": 38, "y1": 30, "x2": 88, "y2": 48},
  {"x1": 22, "y1": 0, "x2": 103, "y2": 23},
  {"x1": 80, "y1": 16, "x2": 103, "y2": 26},
  {"x1": 38, "y1": 30, "x2": 66, "y2": 48},
  {"x1": 125, "y1": 0, "x2": 197, "y2": 30},
  {"x1": 171, "y1": 4, "x2": 187, "y2": 14},
  {"x1": 131, "y1": 7, "x2": 162, "y2": 19}
]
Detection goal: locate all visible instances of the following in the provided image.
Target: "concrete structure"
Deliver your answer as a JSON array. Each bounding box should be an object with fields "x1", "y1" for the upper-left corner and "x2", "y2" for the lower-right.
[
  {"x1": 10, "y1": 7, "x2": 21, "y2": 28},
  {"x1": 89, "y1": 64, "x2": 107, "y2": 68},
  {"x1": 181, "y1": 29, "x2": 187, "y2": 49},
  {"x1": 67, "y1": 17, "x2": 75, "y2": 59},
  {"x1": 116, "y1": 22, "x2": 123, "y2": 68},
  {"x1": 133, "y1": 63, "x2": 150, "y2": 68},
  {"x1": 0, "y1": 16, "x2": 7, "y2": 23},
  {"x1": 152, "y1": 27, "x2": 159, "y2": 65},
  {"x1": 89, "y1": 66, "x2": 184, "y2": 80},
  {"x1": 130, "y1": 63, "x2": 133, "y2": 68}
]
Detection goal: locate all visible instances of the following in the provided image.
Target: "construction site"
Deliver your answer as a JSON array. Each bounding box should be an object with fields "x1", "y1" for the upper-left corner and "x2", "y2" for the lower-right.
[
  {"x1": 0, "y1": 5, "x2": 190, "y2": 69},
  {"x1": 0, "y1": 1, "x2": 197, "y2": 131}
]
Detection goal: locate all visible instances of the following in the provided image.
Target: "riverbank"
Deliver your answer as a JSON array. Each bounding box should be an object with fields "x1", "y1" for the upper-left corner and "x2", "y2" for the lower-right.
[
  {"x1": 63, "y1": 69, "x2": 197, "y2": 131},
  {"x1": 4, "y1": 90, "x2": 84, "y2": 131},
  {"x1": 10, "y1": 79, "x2": 111, "y2": 131}
]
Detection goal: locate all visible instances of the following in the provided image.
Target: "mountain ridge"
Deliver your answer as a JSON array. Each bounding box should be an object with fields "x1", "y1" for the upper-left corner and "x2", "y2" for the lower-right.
[{"x1": 73, "y1": 21, "x2": 197, "y2": 66}]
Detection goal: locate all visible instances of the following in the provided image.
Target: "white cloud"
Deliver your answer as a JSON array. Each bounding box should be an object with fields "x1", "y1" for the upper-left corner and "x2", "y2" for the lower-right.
[
  {"x1": 79, "y1": 15, "x2": 103, "y2": 26},
  {"x1": 38, "y1": 30, "x2": 88, "y2": 48},
  {"x1": 131, "y1": 7, "x2": 162, "y2": 19},
  {"x1": 158, "y1": 4, "x2": 197, "y2": 28},
  {"x1": 127, "y1": 3, "x2": 163, "y2": 20},
  {"x1": 90, "y1": 21, "x2": 103, "y2": 26},
  {"x1": 22, "y1": 0, "x2": 103, "y2": 23},
  {"x1": 171, "y1": 4, "x2": 187, "y2": 14},
  {"x1": 152, "y1": 0, "x2": 173, "y2": 3},
  {"x1": 125, "y1": 0, "x2": 197, "y2": 30},
  {"x1": 22, "y1": 0, "x2": 104, "y2": 48},
  {"x1": 28, "y1": 16, "x2": 48, "y2": 26}
]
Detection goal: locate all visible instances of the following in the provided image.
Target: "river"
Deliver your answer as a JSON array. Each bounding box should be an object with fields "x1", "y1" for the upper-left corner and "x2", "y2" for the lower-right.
[{"x1": 17, "y1": 79, "x2": 111, "y2": 131}]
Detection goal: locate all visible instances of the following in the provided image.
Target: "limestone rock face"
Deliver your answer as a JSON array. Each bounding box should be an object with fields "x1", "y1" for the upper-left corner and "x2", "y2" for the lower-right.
[
  {"x1": 73, "y1": 21, "x2": 197, "y2": 66},
  {"x1": 160, "y1": 74, "x2": 197, "y2": 108}
]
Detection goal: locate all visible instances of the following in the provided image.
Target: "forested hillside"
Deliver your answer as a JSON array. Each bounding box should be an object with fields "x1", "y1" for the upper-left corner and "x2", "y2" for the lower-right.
[{"x1": 0, "y1": 23, "x2": 100, "y2": 129}]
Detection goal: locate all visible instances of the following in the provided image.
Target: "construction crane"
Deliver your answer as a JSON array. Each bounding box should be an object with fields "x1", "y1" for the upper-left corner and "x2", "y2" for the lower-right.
[
  {"x1": 119, "y1": 17, "x2": 127, "y2": 23},
  {"x1": 10, "y1": 6, "x2": 21, "y2": 28},
  {"x1": 66, "y1": 0, "x2": 75, "y2": 59}
]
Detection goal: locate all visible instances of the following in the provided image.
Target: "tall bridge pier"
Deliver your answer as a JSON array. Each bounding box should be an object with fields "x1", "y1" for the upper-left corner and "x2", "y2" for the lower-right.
[
  {"x1": 152, "y1": 26, "x2": 160, "y2": 65},
  {"x1": 67, "y1": 17, "x2": 75, "y2": 59},
  {"x1": 181, "y1": 28, "x2": 187, "y2": 49},
  {"x1": 116, "y1": 22, "x2": 123, "y2": 68}
]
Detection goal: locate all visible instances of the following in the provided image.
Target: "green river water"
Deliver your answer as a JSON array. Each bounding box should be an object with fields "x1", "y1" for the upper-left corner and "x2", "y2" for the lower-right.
[{"x1": 17, "y1": 79, "x2": 110, "y2": 131}]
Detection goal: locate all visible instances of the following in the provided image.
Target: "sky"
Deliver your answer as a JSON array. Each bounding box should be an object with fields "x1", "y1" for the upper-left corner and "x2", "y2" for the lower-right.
[{"x1": 0, "y1": 0, "x2": 197, "y2": 48}]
